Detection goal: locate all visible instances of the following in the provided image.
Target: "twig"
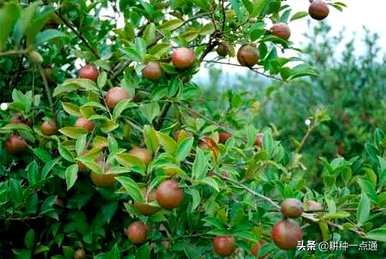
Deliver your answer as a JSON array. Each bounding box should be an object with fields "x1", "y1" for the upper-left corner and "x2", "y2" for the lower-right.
[
  {"x1": 202, "y1": 60, "x2": 284, "y2": 81},
  {"x1": 215, "y1": 173, "x2": 281, "y2": 210},
  {"x1": 296, "y1": 123, "x2": 316, "y2": 153},
  {"x1": 0, "y1": 49, "x2": 28, "y2": 57},
  {"x1": 38, "y1": 65, "x2": 55, "y2": 117},
  {"x1": 55, "y1": 12, "x2": 100, "y2": 59}
]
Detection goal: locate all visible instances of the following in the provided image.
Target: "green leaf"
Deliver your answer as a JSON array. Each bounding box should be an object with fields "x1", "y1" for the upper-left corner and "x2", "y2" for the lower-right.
[
  {"x1": 0, "y1": 2, "x2": 20, "y2": 51},
  {"x1": 97, "y1": 71, "x2": 107, "y2": 89},
  {"x1": 75, "y1": 135, "x2": 88, "y2": 155},
  {"x1": 193, "y1": 0, "x2": 210, "y2": 10},
  {"x1": 107, "y1": 135, "x2": 119, "y2": 154},
  {"x1": 58, "y1": 142, "x2": 75, "y2": 163},
  {"x1": 176, "y1": 137, "x2": 193, "y2": 162},
  {"x1": 77, "y1": 157, "x2": 102, "y2": 174},
  {"x1": 191, "y1": 189, "x2": 201, "y2": 212},
  {"x1": 148, "y1": 43, "x2": 171, "y2": 58},
  {"x1": 290, "y1": 11, "x2": 308, "y2": 21},
  {"x1": 59, "y1": 127, "x2": 88, "y2": 139},
  {"x1": 143, "y1": 125, "x2": 159, "y2": 153},
  {"x1": 34, "y1": 29, "x2": 66, "y2": 46},
  {"x1": 113, "y1": 99, "x2": 136, "y2": 120},
  {"x1": 200, "y1": 177, "x2": 220, "y2": 192},
  {"x1": 62, "y1": 102, "x2": 81, "y2": 117},
  {"x1": 160, "y1": 19, "x2": 184, "y2": 32},
  {"x1": 231, "y1": 0, "x2": 243, "y2": 21},
  {"x1": 357, "y1": 178, "x2": 379, "y2": 203},
  {"x1": 157, "y1": 132, "x2": 177, "y2": 155},
  {"x1": 192, "y1": 148, "x2": 209, "y2": 180},
  {"x1": 143, "y1": 23, "x2": 156, "y2": 46},
  {"x1": 65, "y1": 164, "x2": 79, "y2": 190},
  {"x1": 53, "y1": 84, "x2": 79, "y2": 97},
  {"x1": 115, "y1": 153, "x2": 146, "y2": 175},
  {"x1": 139, "y1": 102, "x2": 160, "y2": 123},
  {"x1": 24, "y1": 229, "x2": 35, "y2": 249},
  {"x1": 12, "y1": 2, "x2": 39, "y2": 47},
  {"x1": 286, "y1": 64, "x2": 319, "y2": 80},
  {"x1": 366, "y1": 227, "x2": 386, "y2": 242},
  {"x1": 357, "y1": 192, "x2": 371, "y2": 226},
  {"x1": 115, "y1": 176, "x2": 143, "y2": 201}
]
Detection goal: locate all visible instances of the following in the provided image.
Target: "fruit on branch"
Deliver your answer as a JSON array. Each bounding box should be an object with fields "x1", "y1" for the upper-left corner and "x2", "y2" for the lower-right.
[
  {"x1": 74, "y1": 248, "x2": 86, "y2": 259},
  {"x1": 127, "y1": 221, "x2": 148, "y2": 244},
  {"x1": 129, "y1": 147, "x2": 152, "y2": 165},
  {"x1": 309, "y1": 0, "x2": 330, "y2": 20},
  {"x1": 271, "y1": 23, "x2": 291, "y2": 40},
  {"x1": 28, "y1": 50, "x2": 43, "y2": 64},
  {"x1": 255, "y1": 133, "x2": 264, "y2": 148},
  {"x1": 75, "y1": 117, "x2": 95, "y2": 132},
  {"x1": 156, "y1": 180, "x2": 184, "y2": 209},
  {"x1": 281, "y1": 198, "x2": 304, "y2": 218},
  {"x1": 105, "y1": 87, "x2": 130, "y2": 109},
  {"x1": 142, "y1": 61, "x2": 162, "y2": 81},
  {"x1": 216, "y1": 42, "x2": 230, "y2": 57},
  {"x1": 90, "y1": 172, "x2": 116, "y2": 187},
  {"x1": 10, "y1": 113, "x2": 32, "y2": 126},
  {"x1": 133, "y1": 190, "x2": 160, "y2": 216},
  {"x1": 271, "y1": 219, "x2": 303, "y2": 250},
  {"x1": 40, "y1": 119, "x2": 58, "y2": 136},
  {"x1": 237, "y1": 44, "x2": 259, "y2": 67},
  {"x1": 304, "y1": 200, "x2": 323, "y2": 212},
  {"x1": 5, "y1": 134, "x2": 28, "y2": 154},
  {"x1": 79, "y1": 64, "x2": 99, "y2": 81},
  {"x1": 171, "y1": 47, "x2": 195, "y2": 70},
  {"x1": 219, "y1": 131, "x2": 232, "y2": 144},
  {"x1": 251, "y1": 240, "x2": 266, "y2": 257},
  {"x1": 90, "y1": 156, "x2": 116, "y2": 187},
  {"x1": 212, "y1": 236, "x2": 236, "y2": 256}
]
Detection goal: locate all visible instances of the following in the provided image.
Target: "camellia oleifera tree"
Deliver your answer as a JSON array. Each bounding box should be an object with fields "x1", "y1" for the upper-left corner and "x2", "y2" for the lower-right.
[{"x1": 1, "y1": 0, "x2": 385, "y2": 258}]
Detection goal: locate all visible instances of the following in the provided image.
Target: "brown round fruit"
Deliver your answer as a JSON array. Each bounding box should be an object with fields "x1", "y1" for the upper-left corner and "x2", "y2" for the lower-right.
[
  {"x1": 105, "y1": 87, "x2": 130, "y2": 109},
  {"x1": 156, "y1": 180, "x2": 184, "y2": 209},
  {"x1": 212, "y1": 236, "x2": 236, "y2": 256},
  {"x1": 216, "y1": 43, "x2": 229, "y2": 57},
  {"x1": 10, "y1": 114, "x2": 24, "y2": 124},
  {"x1": 74, "y1": 248, "x2": 86, "y2": 259},
  {"x1": 171, "y1": 47, "x2": 195, "y2": 70},
  {"x1": 271, "y1": 219, "x2": 303, "y2": 250},
  {"x1": 237, "y1": 44, "x2": 259, "y2": 67},
  {"x1": 5, "y1": 134, "x2": 28, "y2": 154},
  {"x1": 133, "y1": 201, "x2": 160, "y2": 216},
  {"x1": 281, "y1": 198, "x2": 303, "y2": 218},
  {"x1": 271, "y1": 23, "x2": 291, "y2": 40},
  {"x1": 127, "y1": 221, "x2": 148, "y2": 244},
  {"x1": 142, "y1": 62, "x2": 162, "y2": 81},
  {"x1": 251, "y1": 240, "x2": 266, "y2": 257},
  {"x1": 255, "y1": 133, "x2": 264, "y2": 148},
  {"x1": 40, "y1": 120, "x2": 57, "y2": 136},
  {"x1": 79, "y1": 64, "x2": 99, "y2": 81},
  {"x1": 75, "y1": 118, "x2": 95, "y2": 132},
  {"x1": 90, "y1": 172, "x2": 116, "y2": 187},
  {"x1": 309, "y1": 0, "x2": 330, "y2": 20},
  {"x1": 219, "y1": 131, "x2": 231, "y2": 144},
  {"x1": 129, "y1": 147, "x2": 152, "y2": 165},
  {"x1": 28, "y1": 50, "x2": 43, "y2": 64}
]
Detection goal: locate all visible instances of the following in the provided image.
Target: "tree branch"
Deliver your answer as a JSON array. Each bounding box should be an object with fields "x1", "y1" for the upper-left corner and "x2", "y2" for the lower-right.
[
  {"x1": 202, "y1": 60, "x2": 284, "y2": 81},
  {"x1": 55, "y1": 12, "x2": 100, "y2": 60}
]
